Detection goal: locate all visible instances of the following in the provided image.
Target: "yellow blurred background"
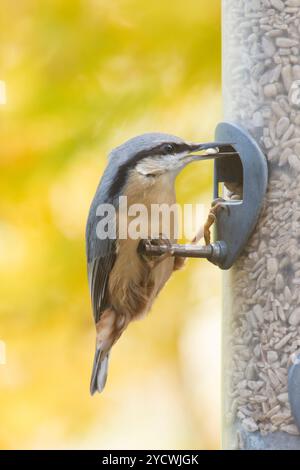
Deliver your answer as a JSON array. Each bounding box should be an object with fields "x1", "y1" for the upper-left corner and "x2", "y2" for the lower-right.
[{"x1": 0, "y1": 0, "x2": 222, "y2": 449}]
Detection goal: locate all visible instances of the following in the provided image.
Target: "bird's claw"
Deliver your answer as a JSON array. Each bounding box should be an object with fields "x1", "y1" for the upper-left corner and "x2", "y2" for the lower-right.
[
  {"x1": 139, "y1": 236, "x2": 174, "y2": 269},
  {"x1": 211, "y1": 197, "x2": 225, "y2": 208},
  {"x1": 204, "y1": 198, "x2": 229, "y2": 245}
]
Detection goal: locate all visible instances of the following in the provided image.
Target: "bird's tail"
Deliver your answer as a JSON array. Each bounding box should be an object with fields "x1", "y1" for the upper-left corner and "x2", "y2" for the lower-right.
[{"x1": 90, "y1": 347, "x2": 110, "y2": 395}]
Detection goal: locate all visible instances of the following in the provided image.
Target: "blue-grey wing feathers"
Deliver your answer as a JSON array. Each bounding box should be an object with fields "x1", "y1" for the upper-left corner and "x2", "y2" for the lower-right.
[
  {"x1": 87, "y1": 242, "x2": 116, "y2": 323},
  {"x1": 86, "y1": 185, "x2": 117, "y2": 394}
]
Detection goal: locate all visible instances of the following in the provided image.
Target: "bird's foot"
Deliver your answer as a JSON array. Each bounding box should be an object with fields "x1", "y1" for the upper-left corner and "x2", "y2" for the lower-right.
[
  {"x1": 149, "y1": 236, "x2": 175, "y2": 268},
  {"x1": 139, "y1": 235, "x2": 174, "y2": 269},
  {"x1": 204, "y1": 198, "x2": 229, "y2": 245}
]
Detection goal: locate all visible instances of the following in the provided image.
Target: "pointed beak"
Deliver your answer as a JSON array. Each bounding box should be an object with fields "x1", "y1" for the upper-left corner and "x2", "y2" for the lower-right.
[{"x1": 185, "y1": 142, "x2": 239, "y2": 162}]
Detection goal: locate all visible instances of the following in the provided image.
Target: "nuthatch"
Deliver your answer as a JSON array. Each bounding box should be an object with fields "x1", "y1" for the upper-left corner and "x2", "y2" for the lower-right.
[{"x1": 86, "y1": 133, "x2": 229, "y2": 394}]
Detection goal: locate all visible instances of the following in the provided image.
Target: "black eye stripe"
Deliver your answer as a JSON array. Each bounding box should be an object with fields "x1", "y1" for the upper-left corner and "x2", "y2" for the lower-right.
[
  {"x1": 107, "y1": 142, "x2": 193, "y2": 199},
  {"x1": 134, "y1": 142, "x2": 192, "y2": 159}
]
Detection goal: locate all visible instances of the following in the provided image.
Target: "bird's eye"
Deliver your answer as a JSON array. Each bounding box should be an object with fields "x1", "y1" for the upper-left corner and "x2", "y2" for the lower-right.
[{"x1": 161, "y1": 144, "x2": 175, "y2": 155}]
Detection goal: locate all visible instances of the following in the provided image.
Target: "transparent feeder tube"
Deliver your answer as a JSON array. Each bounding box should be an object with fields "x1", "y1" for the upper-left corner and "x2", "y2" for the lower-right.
[{"x1": 222, "y1": 0, "x2": 300, "y2": 449}]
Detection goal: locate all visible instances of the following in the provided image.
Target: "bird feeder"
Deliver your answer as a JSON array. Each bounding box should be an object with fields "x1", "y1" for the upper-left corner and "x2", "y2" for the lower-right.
[{"x1": 221, "y1": 0, "x2": 300, "y2": 450}]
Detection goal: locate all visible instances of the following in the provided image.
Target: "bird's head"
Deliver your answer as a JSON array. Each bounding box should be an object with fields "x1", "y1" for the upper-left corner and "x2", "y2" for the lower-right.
[
  {"x1": 111, "y1": 132, "x2": 217, "y2": 175},
  {"x1": 105, "y1": 133, "x2": 222, "y2": 199}
]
